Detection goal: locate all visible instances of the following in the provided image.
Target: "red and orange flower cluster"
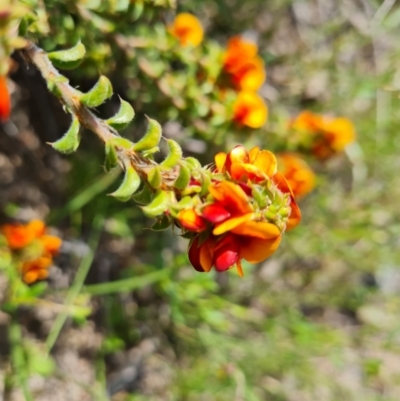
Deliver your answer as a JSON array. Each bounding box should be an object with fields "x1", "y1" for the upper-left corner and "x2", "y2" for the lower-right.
[
  {"x1": 223, "y1": 37, "x2": 268, "y2": 129},
  {"x1": 290, "y1": 111, "x2": 356, "y2": 160},
  {"x1": 1, "y1": 220, "x2": 62, "y2": 284},
  {"x1": 177, "y1": 145, "x2": 300, "y2": 276}
]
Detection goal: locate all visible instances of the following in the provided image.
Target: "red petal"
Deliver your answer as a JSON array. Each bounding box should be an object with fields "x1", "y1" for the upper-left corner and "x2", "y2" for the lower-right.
[
  {"x1": 188, "y1": 236, "x2": 213, "y2": 272},
  {"x1": 0, "y1": 76, "x2": 10, "y2": 122},
  {"x1": 202, "y1": 203, "x2": 231, "y2": 223},
  {"x1": 213, "y1": 234, "x2": 240, "y2": 271}
]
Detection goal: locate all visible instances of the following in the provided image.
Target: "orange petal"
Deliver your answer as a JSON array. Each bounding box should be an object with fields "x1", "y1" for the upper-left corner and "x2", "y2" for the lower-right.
[
  {"x1": 286, "y1": 198, "x2": 301, "y2": 230},
  {"x1": 236, "y1": 259, "x2": 244, "y2": 277},
  {"x1": 23, "y1": 270, "x2": 39, "y2": 284},
  {"x1": 231, "y1": 220, "x2": 280, "y2": 239},
  {"x1": 27, "y1": 220, "x2": 46, "y2": 238},
  {"x1": 213, "y1": 213, "x2": 254, "y2": 236},
  {"x1": 209, "y1": 181, "x2": 253, "y2": 215},
  {"x1": 40, "y1": 235, "x2": 62, "y2": 255},
  {"x1": 240, "y1": 235, "x2": 282, "y2": 263},
  {"x1": 253, "y1": 150, "x2": 277, "y2": 178}
]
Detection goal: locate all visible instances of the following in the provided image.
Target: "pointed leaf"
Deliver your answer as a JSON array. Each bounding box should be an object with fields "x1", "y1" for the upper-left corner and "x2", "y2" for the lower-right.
[
  {"x1": 106, "y1": 98, "x2": 135, "y2": 130},
  {"x1": 48, "y1": 41, "x2": 86, "y2": 70},
  {"x1": 161, "y1": 139, "x2": 183, "y2": 168},
  {"x1": 132, "y1": 117, "x2": 162, "y2": 152},
  {"x1": 50, "y1": 116, "x2": 80, "y2": 154},
  {"x1": 148, "y1": 166, "x2": 162, "y2": 189},
  {"x1": 185, "y1": 157, "x2": 202, "y2": 170},
  {"x1": 174, "y1": 163, "x2": 191, "y2": 190},
  {"x1": 132, "y1": 184, "x2": 153, "y2": 205},
  {"x1": 110, "y1": 137, "x2": 134, "y2": 150},
  {"x1": 108, "y1": 166, "x2": 141, "y2": 201},
  {"x1": 104, "y1": 142, "x2": 119, "y2": 172},
  {"x1": 80, "y1": 76, "x2": 113, "y2": 108},
  {"x1": 141, "y1": 190, "x2": 169, "y2": 218},
  {"x1": 151, "y1": 215, "x2": 172, "y2": 231}
]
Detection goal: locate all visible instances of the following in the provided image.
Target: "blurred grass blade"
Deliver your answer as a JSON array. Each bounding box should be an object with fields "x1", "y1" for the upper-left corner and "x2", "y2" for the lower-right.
[
  {"x1": 84, "y1": 269, "x2": 169, "y2": 296},
  {"x1": 49, "y1": 168, "x2": 120, "y2": 223},
  {"x1": 45, "y1": 215, "x2": 104, "y2": 352}
]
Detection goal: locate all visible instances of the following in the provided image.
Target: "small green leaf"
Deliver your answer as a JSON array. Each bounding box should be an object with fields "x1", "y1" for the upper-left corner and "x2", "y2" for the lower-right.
[
  {"x1": 109, "y1": 166, "x2": 141, "y2": 201},
  {"x1": 110, "y1": 137, "x2": 134, "y2": 150},
  {"x1": 132, "y1": 184, "x2": 153, "y2": 205},
  {"x1": 132, "y1": 117, "x2": 162, "y2": 152},
  {"x1": 151, "y1": 215, "x2": 171, "y2": 231},
  {"x1": 50, "y1": 116, "x2": 80, "y2": 154},
  {"x1": 48, "y1": 41, "x2": 86, "y2": 70},
  {"x1": 104, "y1": 142, "x2": 119, "y2": 172},
  {"x1": 142, "y1": 190, "x2": 169, "y2": 218},
  {"x1": 174, "y1": 163, "x2": 191, "y2": 190},
  {"x1": 106, "y1": 98, "x2": 135, "y2": 130},
  {"x1": 148, "y1": 166, "x2": 162, "y2": 189},
  {"x1": 161, "y1": 139, "x2": 183, "y2": 168},
  {"x1": 80, "y1": 75, "x2": 113, "y2": 108},
  {"x1": 200, "y1": 172, "x2": 211, "y2": 196}
]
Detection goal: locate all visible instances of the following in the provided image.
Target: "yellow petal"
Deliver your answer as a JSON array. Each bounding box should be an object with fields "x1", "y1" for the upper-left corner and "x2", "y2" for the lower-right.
[
  {"x1": 231, "y1": 220, "x2": 280, "y2": 239},
  {"x1": 213, "y1": 213, "x2": 254, "y2": 236},
  {"x1": 215, "y1": 152, "x2": 227, "y2": 172},
  {"x1": 253, "y1": 150, "x2": 277, "y2": 177},
  {"x1": 241, "y1": 236, "x2": 281, "y2": 263}
]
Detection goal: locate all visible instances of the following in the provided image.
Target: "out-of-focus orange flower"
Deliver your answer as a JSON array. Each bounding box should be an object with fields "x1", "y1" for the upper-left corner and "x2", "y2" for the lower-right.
[
  {"x1": 0, "y1": 76, "x2": 10, "y2": 122},
  {"x1": 223, "y1": 37, "x2": 266, "y2": 91},
  {"x1": 224, "y1": 36, "x2": 258, "y2": 73},
  {"x1": 2, "y1": 224, "x2": 35, "y2": 249},
  {"x1": 21, "y1": 256, "x2": 52, "y2": 284},
  {"x1": 230, "y1": 56, "x2": 266, "y2": 91},
  {"x1": 233, "y1": 91, "x2": 268, "y2": 128},
  {"x1": 1, "y1": 219, "x2": 62, "y2": 284},
  {"x1": 290, "y1": 111, "x2": 356, "y2": 159},
  {"x1": 278, "y1": 153, "x2": 316, "y2": 199},
  {"x1": 168, "y1": 13, "x2": 204, "y2": 47},
  {"x1": 178, "y1": 209, "x2": 207, "y2": 232},
  {"x1": 40, "y1": 235, "x2": 62, "y2": 256}
]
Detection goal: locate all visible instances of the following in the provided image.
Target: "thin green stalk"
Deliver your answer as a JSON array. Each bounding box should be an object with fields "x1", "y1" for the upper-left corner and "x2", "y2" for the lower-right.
[
  {"x1": 84, "y1": 268, "x2": 170, "y2": 296},
  {"x1": 45, "y1": 215, "x2": 104, "y2": 352},
  {"x1": 9, "y1": 318, "x2": 34, "y2": 401}
]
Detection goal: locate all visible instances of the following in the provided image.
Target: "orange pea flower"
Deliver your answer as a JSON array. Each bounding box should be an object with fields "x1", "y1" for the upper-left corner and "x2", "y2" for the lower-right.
[
  {"x1": 2, "y1": 219, "x2": 45, "y2": 249},
  {"x1": 223, "y1": 37, "x2": 266, "y2": 91},
  {"x1": 168, "y1": 13, "x2": 204, "y2": 47},
  {"x1": 21, "y1": 256, "x2": 52, "y2": 284},
  {"x1": 278, "y1": 153, "x2": 316, "y2": 199},
  {"x1": 233, "y1": 91, "x2": 268, "y2": 128},
  {"x1": 0, "y1": 76, "x2": 10, "y2": 122},
  {"x1": 290, "y1": 111, "x2": 356, "y2": 159}
]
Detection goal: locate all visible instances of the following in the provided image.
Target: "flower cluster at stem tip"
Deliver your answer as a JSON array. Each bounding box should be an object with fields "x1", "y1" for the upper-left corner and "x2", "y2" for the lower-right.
[
  {"x1": 168, "y1": 13, "x2": 268, "y2": 129},
  {"x1": 1, "y1": 220, "x2": 62, "y2": 284},
  {"x1": 177, "y1": 145, "x2": 301, "y2": 276}
]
